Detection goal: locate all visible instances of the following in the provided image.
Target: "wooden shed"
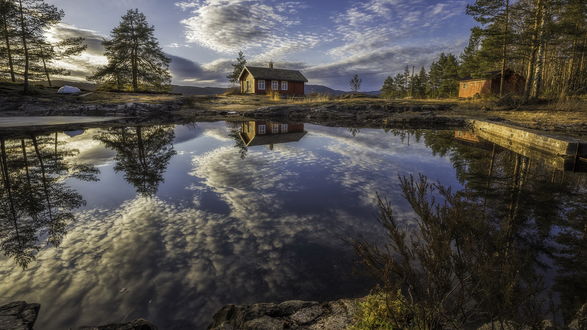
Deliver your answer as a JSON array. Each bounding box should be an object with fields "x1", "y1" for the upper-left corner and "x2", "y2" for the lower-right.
[
  {"x1": 239, "y1": 63, "x2": 308, "y2": 97},
  {"x1": 459, "y1": 70, "x2": 525, "y2": 98}
]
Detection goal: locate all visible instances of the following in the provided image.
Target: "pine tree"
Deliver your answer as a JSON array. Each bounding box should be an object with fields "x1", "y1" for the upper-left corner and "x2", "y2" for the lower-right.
[
  {"x1": 459, "y1": 29, "x2": 487, "y2": 78},
  {"x1": 14, "y1": 0, "x2": 63, "y2": 93},
  {"x1": 467, "y1": 0, "x2": 517, "y2": 96},
  {"x1": 34, "y1": 37, "x2": 86, "y2": 87},
  {"x1": 89, "y1": 9, "x2": 170, "y2": 92},
  {"x1": 227, "y1": 50, "x2": 246, "y2": 85},
  {"x1": 381, "y1": 75, "x2": 397, "y2": 99},
  {"x1": 0, "y1": 0, "x2": 18, "y2": 82}
]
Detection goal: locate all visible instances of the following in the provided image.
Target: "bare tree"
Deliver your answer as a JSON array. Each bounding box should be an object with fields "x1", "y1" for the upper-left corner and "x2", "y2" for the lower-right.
[{"x1": 350, "y1": 74, "x2": 362, "y2": 92}]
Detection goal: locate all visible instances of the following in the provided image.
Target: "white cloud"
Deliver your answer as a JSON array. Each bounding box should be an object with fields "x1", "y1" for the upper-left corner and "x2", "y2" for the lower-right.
[{"x1": 177, "y1": 0, "x2": 318, "y2": 58}]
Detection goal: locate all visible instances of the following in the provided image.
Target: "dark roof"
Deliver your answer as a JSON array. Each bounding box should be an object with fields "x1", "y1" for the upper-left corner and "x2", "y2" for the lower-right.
[
  {"x1": 239, "y1": 131, "x2": 307, "y2": 147},
  {"x1": 239, "y1": 66, "x2": 308, "y2": 82}
]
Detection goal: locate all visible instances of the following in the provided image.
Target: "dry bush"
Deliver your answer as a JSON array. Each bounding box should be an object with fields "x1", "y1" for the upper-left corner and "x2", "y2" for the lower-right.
[
  {"x1": 222, "y1": 87, "x2": 241, "y2": 96},
  {"x1": 353, "y1": 175, "x2": 548, "y2": 329},
  {"x1": 554, "y1": 97, "x2": 585, "y2": 112},
  {"x1": 287, "y1": 93, "x2": 332, "y2": 104}
]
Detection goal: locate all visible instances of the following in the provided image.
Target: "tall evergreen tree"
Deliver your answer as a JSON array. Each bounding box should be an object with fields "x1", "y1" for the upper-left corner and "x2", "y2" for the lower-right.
[
  {"x1": 90, "y1": 9, "x2": 171, "y2": 92},
  {"x1": 227, "y1": 50, "x2": 246, "y2": 85},
  {"x1": 34, "y1": 37, "x2": 86, "y2": 87},
  {"x1": 14, "y1": 0, "x2": 63, "y2": 93},
  {"x1": 467, "y1": 0, "x2": 517, "y2": 96},
  {"x1": 0, "y1": 0, "x2": 18, "y2": 82}
]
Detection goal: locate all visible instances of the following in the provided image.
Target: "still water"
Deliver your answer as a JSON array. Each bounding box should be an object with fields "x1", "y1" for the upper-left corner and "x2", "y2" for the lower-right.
[{"x1": 0, "y1": 121, "x2": 585, "y2": 329}]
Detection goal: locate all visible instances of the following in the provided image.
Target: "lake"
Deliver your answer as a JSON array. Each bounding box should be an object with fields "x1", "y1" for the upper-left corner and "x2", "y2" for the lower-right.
[{"x1": 0, "y1": 121, "x2": 585, "y2": 329}]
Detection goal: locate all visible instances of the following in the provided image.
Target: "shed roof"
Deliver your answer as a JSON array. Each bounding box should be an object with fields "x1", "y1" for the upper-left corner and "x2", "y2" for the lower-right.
[
  {"x1": 239, "y1": 66, "x2": 308, "y2": 82},
  {"x1": 239, "y1": 131, "x2": 307, "y2": 147}
]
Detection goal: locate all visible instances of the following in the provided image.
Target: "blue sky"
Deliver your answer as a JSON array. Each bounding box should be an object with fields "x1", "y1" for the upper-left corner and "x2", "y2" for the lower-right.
[{"x1": 46, "y1": 0, "x2": 477, "y2": 90}]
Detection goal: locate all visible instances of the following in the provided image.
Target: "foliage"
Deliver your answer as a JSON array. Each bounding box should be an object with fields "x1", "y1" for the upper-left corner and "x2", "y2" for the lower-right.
[
  {"x1": 95, "y1": 126, "x2": 176, "y2": 197},
  {"x1": 0, "y1": 133, "x2": 97, "y2": 269},
  {"x1": 352, "y1": 291, "x2": 406, "y2": 330},
  {"x1": 354, "y1": 174, "x2": 549, "y2": 328},
  {"x1": 89, "y1": 9, "x2": 171, "y2": 92},
  {"x1": 0, "y1": 0, "x2": 67, "y2": 92},
  {"x1": 227, "y1": 51, "x2": 246, "y2": 85}
]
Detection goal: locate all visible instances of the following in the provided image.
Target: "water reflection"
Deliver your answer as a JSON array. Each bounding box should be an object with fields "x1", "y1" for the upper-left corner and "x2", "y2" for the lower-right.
[
  {"x1": 95, "y1": 126, "x2": 176, "y2": 197},
  {"x1": 424, "y1": 130, "x2": 587, "y2": 325},
  {"x1": 0, "y1": 123, "x2": 583, "y2": 328},
  {"x1": 0, "y1": 133, "x2": 97, "y2": 268}
]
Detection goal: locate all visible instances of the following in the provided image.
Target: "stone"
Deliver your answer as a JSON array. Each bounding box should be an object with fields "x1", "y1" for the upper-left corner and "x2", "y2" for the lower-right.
[
  {"x1": 208, "y1": 299, "x2": 358, "y2": 330},
  {"x1": 0, "y1": 301, "x2": 40, "y2": 330},
  {"x1": 79, "y1": 318, "x2": 157, "y2": 330}
]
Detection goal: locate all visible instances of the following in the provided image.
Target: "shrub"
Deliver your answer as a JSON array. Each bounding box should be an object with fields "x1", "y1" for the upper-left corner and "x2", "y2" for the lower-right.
[{"x1": 352, "y1": 290, "x2": 414, "y2": 330}]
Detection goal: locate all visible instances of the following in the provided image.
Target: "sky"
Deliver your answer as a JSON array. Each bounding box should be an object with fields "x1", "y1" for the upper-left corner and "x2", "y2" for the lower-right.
[{"x1": 45, "y1": 0, "x2": 477, "y2": 91}]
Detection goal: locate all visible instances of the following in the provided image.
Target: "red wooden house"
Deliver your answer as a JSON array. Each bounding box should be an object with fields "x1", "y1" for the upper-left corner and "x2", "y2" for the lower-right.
[
  {"x1": 239, "y1": 63, "x2": 308, "y2": 97},
  {"x1": 459, "y1": 70, "x2": 525, "y2": 98}
]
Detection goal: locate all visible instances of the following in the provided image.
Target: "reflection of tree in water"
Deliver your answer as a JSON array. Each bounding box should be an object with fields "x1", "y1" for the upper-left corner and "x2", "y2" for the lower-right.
[
  {"x1": 229, "y1": 128, "x2": 248, "y2": 160},
  {"x1": 0, "y1": 134, "x2": 98, "y2": 269},
  {"x1": 355, "y1": 129, "x2": 586, "y2": 327},
  {"x1": 96, "y1": 126, "x2": 176, "y2": 197}
]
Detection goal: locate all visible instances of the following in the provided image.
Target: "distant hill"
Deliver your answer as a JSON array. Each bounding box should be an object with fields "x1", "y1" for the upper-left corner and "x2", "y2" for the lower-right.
[
  {"x1": 35, "y1": 80, "x2": 379, "y2": 97},
  {"x1": 171, "y1": 85, "x2": 228, "y2": 95},
  {"x1": 304, "y1": 84, "x2": 345, "y2": 95}
]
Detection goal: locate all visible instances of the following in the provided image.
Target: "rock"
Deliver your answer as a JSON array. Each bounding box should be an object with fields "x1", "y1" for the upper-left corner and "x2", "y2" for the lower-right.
[
  {"x1": 79, "y1": 318, "x2": 157, "y2": 330},
  {"x1": 208, "y1": 299, "x2": 358, "y2": 330},
  {"x1": 568, "y1": 303, "x2": 587, "y2": 330},
  {"x1": 0, "y1": 301, "x2": 40, "y2": 330}
]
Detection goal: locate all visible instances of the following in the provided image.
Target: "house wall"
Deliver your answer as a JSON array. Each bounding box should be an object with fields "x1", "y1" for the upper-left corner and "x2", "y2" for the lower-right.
[
  {"x1": 460, "y1": 74, "x2": 526, "y2": 98},
  {"x1": 459, "y1": 79, "x2": 491, "y2": 98},
  {"x1": 243, "y1": 79, "x2": 305, "y2": 97},
  {"x1": 250, "y1": 121, "x2": 304, "y2": 134},
  {"x1": 240, "y1": 71, "x2": 256, "y2": 94}
]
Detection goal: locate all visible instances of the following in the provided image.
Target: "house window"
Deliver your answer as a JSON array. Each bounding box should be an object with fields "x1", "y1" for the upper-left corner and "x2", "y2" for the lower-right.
[
  {"x1": 280, "y1": 124, "x2": 288, "y2": 133},
  {"x1": 463, "y1": 83, "x2": 467, "y2": 89},
  {"x1": 258, "y1": 80, "x2": 265, "y2": 90},
  {"x1": 272, "y1": 80, "x2": 279, "y2": 90},
  {"x1": 272, "y1": 123, "x2": 279, "y2": 133},
  {"x1": 258, "y1": 125, "x2": 266, "y2": 135},
  {"x1": 281, "y1": 81, "x2": 288, "y2": 91}
]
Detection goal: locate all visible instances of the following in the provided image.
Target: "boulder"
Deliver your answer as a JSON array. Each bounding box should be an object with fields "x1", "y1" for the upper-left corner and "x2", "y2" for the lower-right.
[
  {"x1": 208, "y1": 299, "x2": 359, "y2": 330},
  {"x1": 57, "y1": 85, "x2": 82, "y2": 94},
  {"x1": 0, "y1": 301, "x2": 40, "y2": 330}
]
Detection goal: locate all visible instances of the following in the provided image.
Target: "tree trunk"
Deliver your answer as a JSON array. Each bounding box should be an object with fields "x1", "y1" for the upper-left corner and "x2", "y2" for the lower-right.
[
  {"x1": 17, "y1": 0, "x2": 29, "y2": 93},
  {"x1": 531, "y1": 0, "x2": 546, "y2": 99},
  {"x1": 32, "y1": 136, "x2": 54, "y2": 223},
  {"x1": 0, "y1": 139, "x2": 21, "y2": 243},
  {"x1": 1, "y1": 10, "x2": 15, "y2": 82},
  {"x1": 41, "y1": 48, "x2": 52, "y2": 87},
  {"x1": 499, "y1": 0, "x2": 510, "y2": 97}
]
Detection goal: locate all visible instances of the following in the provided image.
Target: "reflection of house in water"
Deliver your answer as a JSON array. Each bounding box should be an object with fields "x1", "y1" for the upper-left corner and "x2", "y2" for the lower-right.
[{"x1": 239, "y1": 121, "x2": 306, "y2": 149}]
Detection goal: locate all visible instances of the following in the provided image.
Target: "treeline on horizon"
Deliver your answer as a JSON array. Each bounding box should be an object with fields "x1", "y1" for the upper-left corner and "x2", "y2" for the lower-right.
[
  {"x1": 382, "y1": 0, "x2": 586, "y2": 101},
  {"x1": 1, "y1": 0, "x2": 586, "y2": 99},
  {"x1": 0, "y1": 0, "x2": 170, "y2": 93}
]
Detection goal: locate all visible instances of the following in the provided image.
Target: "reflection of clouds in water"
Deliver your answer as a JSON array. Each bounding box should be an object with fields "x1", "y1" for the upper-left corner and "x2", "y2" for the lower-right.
[
  {"x1": 307, "y1": 126, "x2": 453, "y2": 208},
  {"x1": 1, "y1": 183, "x2": 378, "y2": 328},
  {"x1": 0, "y1": 123, "x2": 456, "y2": 328},
  {"x1": 60, "y1": 129, "x2": 116, "y2": 166},
  {"x1": 191, "y1": 146, "x2": 320, "y2": 219}
]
